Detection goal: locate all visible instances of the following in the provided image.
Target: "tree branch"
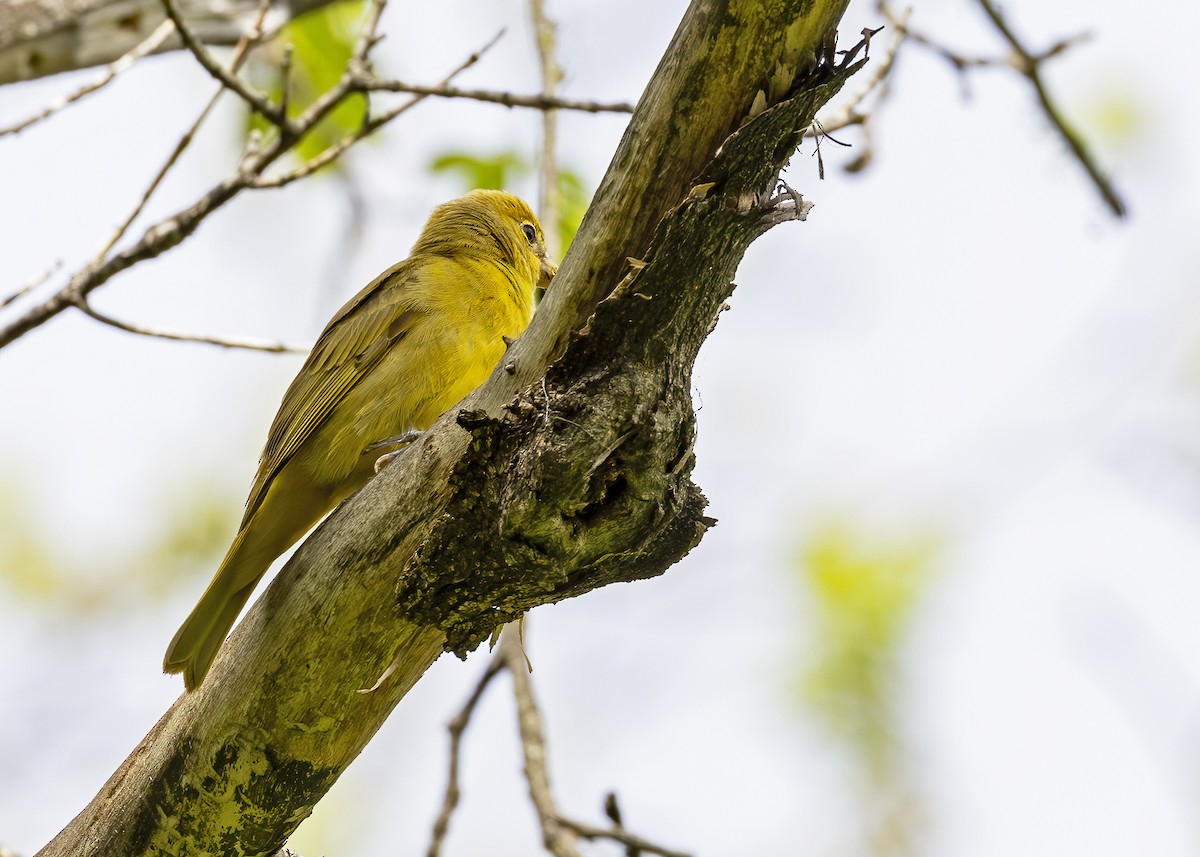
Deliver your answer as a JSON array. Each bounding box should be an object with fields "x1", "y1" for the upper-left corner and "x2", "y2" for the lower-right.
[
  {"x1": 0, "y1": 0, "x2": 343, "y2": 84},
  {"x1": 497, "y1": 630, "x2": 581, "y2": 857},
  {"x1": 556, "y1": 815, "x2": 691, "y2": 857},
  {"x1": 360, "y1": 80, "x2": 632, "y2": 115},
  {"x1": 529, "y1": 0, "x2": 564, "y2": 261},
  {"x1": 0, "y1": 18, "x2": 176, "y2": 138},
  {"x1": 93, "y1": 0, "x2": 272, "y2": 266},
  {"x1": 425, "y1": 651, "x2": 505, "y2": 857},
  {"x1": 74, "y1": 297, "x2": 307, "y2": 352},
  {"x1": 158, "y1": 0, "x2": 288, "y2": 128},
  {"x1": 0, "y1": 1, "x2": 498, "y2": 351},
  {"x1": 252, "y1": 30, "x2": 505, "y2": 190},
  {"x1": 423, "y1": 626, "x2": 690, "y2": 857},
  {"x1": 873, "y1": 0, "x2": 1126, "y2": 217},
  {"x1": 34, "y1": 4, "x2": 861, "y2": 855},
  {"x1": 973, "y1": 0, "x2": 1125, "y2": 217}
]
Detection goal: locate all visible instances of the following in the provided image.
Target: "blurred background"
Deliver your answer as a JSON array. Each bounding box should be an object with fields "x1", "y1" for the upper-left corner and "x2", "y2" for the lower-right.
[{"x1": 2, "y1": 0, "x2": 1199, "y2": 854}]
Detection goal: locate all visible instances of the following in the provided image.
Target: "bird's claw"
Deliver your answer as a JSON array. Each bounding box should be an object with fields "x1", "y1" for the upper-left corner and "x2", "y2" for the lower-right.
[{"x1": 367, "y1": 430, "x2": 423, "y2": 472}]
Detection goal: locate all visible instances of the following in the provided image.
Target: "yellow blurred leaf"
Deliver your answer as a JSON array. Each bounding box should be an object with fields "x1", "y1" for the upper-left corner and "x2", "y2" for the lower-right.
[{"x1": 796, "y1": 519, "x2": 941, "y2": 778}]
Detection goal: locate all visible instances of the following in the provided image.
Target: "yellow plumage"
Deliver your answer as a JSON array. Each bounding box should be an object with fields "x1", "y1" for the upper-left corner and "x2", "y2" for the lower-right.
[{"x1": 164, "y1": 190, "x2": 556, "y2": 690}]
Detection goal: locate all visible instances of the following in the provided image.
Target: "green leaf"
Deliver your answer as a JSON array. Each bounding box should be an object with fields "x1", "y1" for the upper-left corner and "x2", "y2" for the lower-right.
[{"x1": 429, "y1": 150, "x2": 531, "y2": 191}]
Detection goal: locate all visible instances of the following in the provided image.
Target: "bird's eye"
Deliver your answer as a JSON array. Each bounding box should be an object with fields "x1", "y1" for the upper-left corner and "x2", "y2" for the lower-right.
[{"x1": 522, "y1": 223, "x2": 537, "y2": 243}]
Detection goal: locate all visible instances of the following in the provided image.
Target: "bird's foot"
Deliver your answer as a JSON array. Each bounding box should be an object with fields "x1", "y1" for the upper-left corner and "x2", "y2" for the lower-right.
[{"x1": 367, "y1": 430, "x2": 423, "y2": 472}]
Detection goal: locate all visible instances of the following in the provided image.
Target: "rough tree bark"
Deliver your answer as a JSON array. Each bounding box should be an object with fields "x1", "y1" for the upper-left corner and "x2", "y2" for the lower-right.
[
  {"x1": 35, "y1": 1, "x2": 859, "y2": 855},
  {"x1": 0, "y1": 0, "x2": 338, "y2": 83}
]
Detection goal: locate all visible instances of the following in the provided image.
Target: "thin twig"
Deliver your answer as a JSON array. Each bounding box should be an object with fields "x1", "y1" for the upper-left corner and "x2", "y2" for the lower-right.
[
  {"x1": 422, "y1": 625, "x2": 691, "y2": 857},
  {"x1": 2, "y1": 260, "x2": 61, "y2": 309},
  {"x1": 159, "y1": 0, "x2": 289, "y2": 129},
  {"x1": 279, "y1": 43, "x2": 294, "y2": 120},
  {"x1": 0, "y1": 0, "x2": 398, "y2": 350},
  {"x1": 497, "y1": 628, "x2": 582, "y2": 857},
  {"x1": 974, "y1": 0, "x2": 1125, "y2": 216},
  {"x1": 285, "y1": 0, "x2": 389, "y2": 132},
  {"x1": 556, "y1": 817, "x2": 692, "y2": 857},
  {"x1": 0, "y1": 19, "x2": 176, "y2": 138},
  {"x1": 360, "y1": 79, "x2": 633, "y2": 114},
  {"x1": 875, "y1": 1, "x2": 997, "y2": 74},
  {"x1": 96, "y1": 0, "x2": 274, "y2": 262},
  {"x1": 425, "y1": 654, "x2": 507, "y2": 857},
  {"x1": 75, "y1": 298, "x2": 307, "y2": 353},
  {"x1": 250, "y1": 95, "x2": 408, "y2": 187},
  {"x1": 254, "y1": 30, "x2": 504, "y2": 189},
  {"x1": 529, "y1": 0, "x2": 563, "y2": 261},
  {"x1": 807, "y1": 15, "x2": 907, "y2": 137},
  {"x1": 874, "y1": 0, "x2": 1125, "y2": 217}
]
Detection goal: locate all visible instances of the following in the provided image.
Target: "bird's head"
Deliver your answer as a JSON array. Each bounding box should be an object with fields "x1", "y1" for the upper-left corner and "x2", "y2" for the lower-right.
[{"x1": 415, "y1": 189, "x2": 557, "y2": 294}]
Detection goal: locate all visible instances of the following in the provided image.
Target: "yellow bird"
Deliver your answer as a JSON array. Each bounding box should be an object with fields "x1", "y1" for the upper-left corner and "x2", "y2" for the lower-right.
[{"x1": 164, "y1": 190, "x2": 556, "y2": 690}]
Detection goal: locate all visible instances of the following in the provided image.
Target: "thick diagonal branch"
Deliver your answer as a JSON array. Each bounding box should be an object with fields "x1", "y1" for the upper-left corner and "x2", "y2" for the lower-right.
[{"x1": 35, "y1": 4, "x2": 858, "y2": 856}]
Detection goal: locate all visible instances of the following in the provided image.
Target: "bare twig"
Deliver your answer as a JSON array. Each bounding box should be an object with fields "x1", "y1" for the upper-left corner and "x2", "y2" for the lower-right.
[
  {"x1": 973, "y1": 0, "x2": 1125, "y2": 216},
  {"x1": 0, "y1": 0, "x2": 398, "y2": 350},
  {"x1": 529, "y1": 0, "x2": 563, "y2": 261},
  {"x1": 426, "y1": 654, "x2": 507, "y2": 857},
  {"x1": 2, "y1": 260, "x2": 61, "y2": 309},
  {"x1": 423, "y1": 626, "x2": 689, "y2": 857},
  {"x1": 360, "y1": 79, "x2": 633, "y2": 114},
  {"x1": 808, "y1": 15, "x2": 907, "y2": 137},
  {"x1": 875, "y1": 1, "x2": 997, "y2": 74},
  {"x1": 497, "y1": 629, "x2": 582, "y2": 857},
  {"x1": 253, "y1": 30, "x2": 504, "y2": 190},
  {"x1": 874, "y1": 0, "x2": 1124, "y2": 216},
  {"x1": 0, "y1": 19, "x2": 176, "y2": 138},
  {"x1": 159, "y1": 0, "x2": 289, "y2": 129},
  {"x1": 278, "y1": 43, "x2": 294, "y2": 120},
  {"x1": 496, "y1": 628, "x2": 692, "y2": 857},
  {"x1": 0, "y1": 0, "x2": 623, "y2": 352},
  {"x1": 556, "y1": 817, "x2": 692, "y2": 857},
  {"x1": 97, "y1": 0, "x2": 274, "y2": 262},
  {"x1": 75, "y1": 298, "x2": 307, "y2": 353}
]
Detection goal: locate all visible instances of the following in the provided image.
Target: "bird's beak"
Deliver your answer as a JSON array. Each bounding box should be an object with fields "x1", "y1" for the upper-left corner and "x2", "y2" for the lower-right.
[{"x1": 538, "y1": 256, "x2": 557, "y2": 291}]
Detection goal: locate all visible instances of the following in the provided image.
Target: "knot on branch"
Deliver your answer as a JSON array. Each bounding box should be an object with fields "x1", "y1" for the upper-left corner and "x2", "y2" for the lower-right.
[
  {"x1": 388, "y1": 36, "x2": 867, "y2": 660},
  {"x1": 398, "y1": 365, "x2": 712, "y2": 657}
]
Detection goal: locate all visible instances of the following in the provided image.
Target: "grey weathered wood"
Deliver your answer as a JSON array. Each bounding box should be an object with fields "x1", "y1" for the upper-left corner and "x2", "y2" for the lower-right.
[{"x1": 0, "y1": 0, "x2": 335, "y2": 84}]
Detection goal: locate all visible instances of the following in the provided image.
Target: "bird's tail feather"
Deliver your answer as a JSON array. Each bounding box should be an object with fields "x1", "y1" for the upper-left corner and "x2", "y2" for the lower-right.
[{"x1": 163, "y1": 526, "x2": 264, "y2": 690}]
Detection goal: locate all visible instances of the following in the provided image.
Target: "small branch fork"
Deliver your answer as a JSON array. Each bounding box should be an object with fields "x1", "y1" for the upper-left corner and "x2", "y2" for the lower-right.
[
  {"x1": 0, "y1": 2, "x2": 633, "y2": 354},
  {"x1": 865, "y1": 1, "x2": 1124, "y2": 215},
  {"x1": 425, "y1": 627, "x2": 690, "y2": 857},
  {"x1": 803, "y1": 3, "x2": 1125, "y2": 216},
  {"x1": 971, "y1": 0, "x2": 1125, "y2": 216}
]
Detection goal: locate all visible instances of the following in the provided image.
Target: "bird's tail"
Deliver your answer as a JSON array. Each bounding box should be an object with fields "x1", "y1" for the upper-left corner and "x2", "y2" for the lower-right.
[{"x1": 163, "y1": 525, "x2": 266, "y2": 691}]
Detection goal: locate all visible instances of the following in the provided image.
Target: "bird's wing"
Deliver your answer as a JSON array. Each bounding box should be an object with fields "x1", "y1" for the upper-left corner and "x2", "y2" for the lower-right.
[{"x1": 240, "y1": 258, "x2": 424, "y2": 524}]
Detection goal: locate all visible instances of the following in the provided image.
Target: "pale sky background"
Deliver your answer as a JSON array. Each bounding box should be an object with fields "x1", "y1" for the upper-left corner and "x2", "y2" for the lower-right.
[{"x1": 3, "y1": 0, "x2": 1200, "y2": 855}]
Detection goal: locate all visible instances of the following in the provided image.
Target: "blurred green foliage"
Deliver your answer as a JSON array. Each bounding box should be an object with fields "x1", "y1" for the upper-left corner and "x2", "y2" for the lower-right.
[
  {"x1": 796, "y1": 520, "x2": 940, "y2": 856},
  {"x1": 0, "y1": 478, "x2": 234, "y2": 613},
  {"x1": 247, "y1": 0, "x2": 368, "y2": 166},
  {"x1": 1084, "y1": 88, "x2": 1144, "y2": 149},
  {"x1": 430, "y1": 150, "x2": 591, "y2": 254},
  {"x1": 430, "y1": 151, "x2": 530, "y2": 191},
  {"x1": 0, "y1": 487, "x2": 60, "y2": 601},
  {"x1": 798, "y1": 521, "x2": 939, "y2": 778}
]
